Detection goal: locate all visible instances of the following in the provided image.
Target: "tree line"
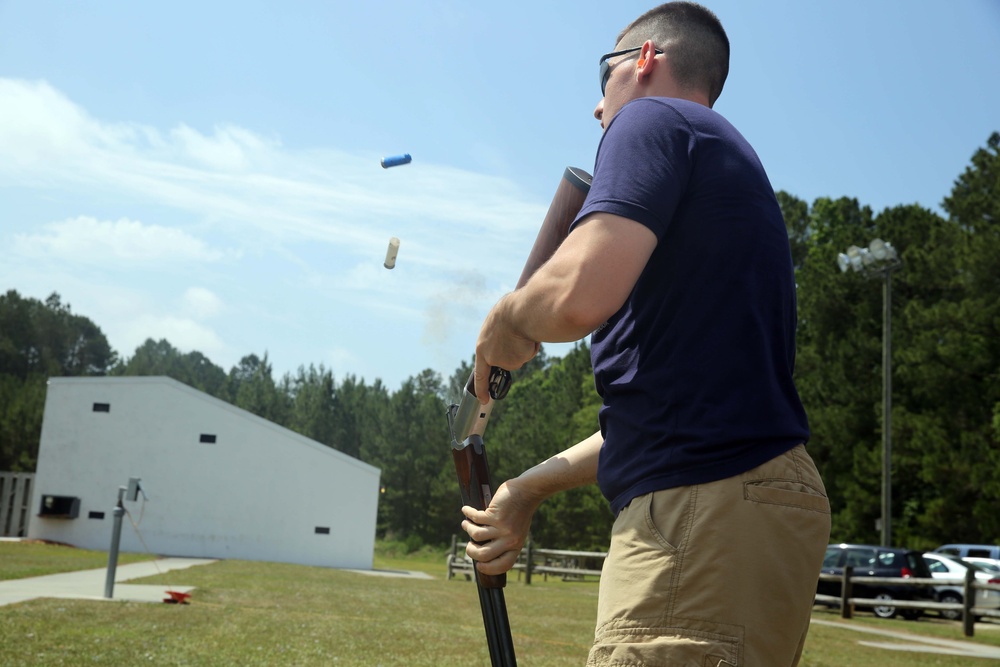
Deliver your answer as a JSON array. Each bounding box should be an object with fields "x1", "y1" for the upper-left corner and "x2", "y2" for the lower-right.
[{"x1": 2, "y1": 132, "x2": 998, "y2": 552}]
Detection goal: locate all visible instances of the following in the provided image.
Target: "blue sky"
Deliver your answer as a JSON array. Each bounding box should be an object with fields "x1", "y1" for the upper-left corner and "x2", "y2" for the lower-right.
[{"x1": 2, "y1": 0, "x2": 998, "y2": 390}]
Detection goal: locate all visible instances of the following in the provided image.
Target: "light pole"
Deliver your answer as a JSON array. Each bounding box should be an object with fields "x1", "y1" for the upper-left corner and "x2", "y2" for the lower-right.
[{"x1": 837, "y1": 239, "x2": 902, "y2": 547}]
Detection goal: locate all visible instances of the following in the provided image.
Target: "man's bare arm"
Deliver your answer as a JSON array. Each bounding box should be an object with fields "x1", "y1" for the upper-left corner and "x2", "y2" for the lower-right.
[
  {"x1": 462, "y1": 430, "x2": 603, "y2": 574},
  {"x1": 474, "y1": 213, "x2": 656, "y2": 400}
]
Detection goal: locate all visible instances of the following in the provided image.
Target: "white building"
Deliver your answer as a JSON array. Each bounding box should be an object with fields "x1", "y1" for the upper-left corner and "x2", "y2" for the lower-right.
[{"x1": 28, "y1": 376, "x2": 380, "y2": 570}]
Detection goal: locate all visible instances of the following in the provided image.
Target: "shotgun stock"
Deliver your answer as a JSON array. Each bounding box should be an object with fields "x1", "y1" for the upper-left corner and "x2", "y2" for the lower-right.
[{"x1": 447, "y1": 166, "x2": 592, "y2": 667}]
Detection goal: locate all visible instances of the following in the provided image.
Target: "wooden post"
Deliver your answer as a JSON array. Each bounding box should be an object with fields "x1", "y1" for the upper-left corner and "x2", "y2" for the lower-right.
[
  {"x1": 525, "y1": 539, "x2": 534, "y2": 586},
  {"x1": 447, "y1": 534, "x2": 459, "y2": 581},
  {"x1": 963, "y1": 567, "x2": 976, "y2": 637},
  {"x1": 841, "y1": 566, "x2": 854, "y2": 619}
]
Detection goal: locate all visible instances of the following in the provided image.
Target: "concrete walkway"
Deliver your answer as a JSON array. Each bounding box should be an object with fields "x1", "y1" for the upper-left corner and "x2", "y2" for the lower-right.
[
  {"x1": 0, "y1": 556, "x2": 433, "y2": 609},
  {"x1": 812, "y1": 618, "x2": 1000, "y2": 660},
  {"x1": 0, "y1": 557, "x2": 217, "y2": 607}
]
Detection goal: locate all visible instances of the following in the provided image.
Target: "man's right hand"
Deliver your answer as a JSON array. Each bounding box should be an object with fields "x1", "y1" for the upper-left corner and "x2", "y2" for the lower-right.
[{"x1": 474, "y1": 294, "x2": 540, "y2": 404}]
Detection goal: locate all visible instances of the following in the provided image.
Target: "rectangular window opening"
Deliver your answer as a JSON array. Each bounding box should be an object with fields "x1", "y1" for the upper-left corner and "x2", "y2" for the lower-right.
[
  {"x1": 92, "y1": 402, "x2": 110, "y2": 413},
  {"x1": 315, "y1": 527, "x2": 330, "y2": 535},
  {"x1": 88, "y1": 511, "x2": 105, "y2": 520},
  {"x1": 199, "y1": 434, "x2": 217, "y2": 444},
  {"x1": 38, "y1": 495, "x2": 80, "y2": 519}
]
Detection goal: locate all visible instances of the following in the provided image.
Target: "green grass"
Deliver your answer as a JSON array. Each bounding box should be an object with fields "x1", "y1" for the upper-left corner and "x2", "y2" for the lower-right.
[
  {"x1": 0, "y1": 540, "x2": 156, "y2": 580},
  {"x1": 2, "y1": 541, "x2": 999, "y2": 666},
  {"x1": 372, "y1": 539, "x2": 455, "y2": 576},
  {"x1": 805, "y1": 607, "x2": 1000, "y2": 666}
]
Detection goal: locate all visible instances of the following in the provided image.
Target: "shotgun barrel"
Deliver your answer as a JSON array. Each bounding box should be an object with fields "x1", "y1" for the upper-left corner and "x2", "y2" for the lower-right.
[{"x1": 447, "y1": 166, "x2": 592, "y2": 667}]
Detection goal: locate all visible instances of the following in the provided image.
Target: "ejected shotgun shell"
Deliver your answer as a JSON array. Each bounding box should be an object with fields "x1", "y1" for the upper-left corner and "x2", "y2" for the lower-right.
[
  {"x1": 384, "y1": 237, "x2": 400, "y2": 269},
  {"x1": 380, "y1": 154, "x2": 412, "y2": 169}
]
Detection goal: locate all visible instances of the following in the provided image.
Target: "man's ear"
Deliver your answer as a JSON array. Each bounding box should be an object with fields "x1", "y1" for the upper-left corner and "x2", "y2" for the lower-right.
[{"x1": 636, "y1": 40, "x2": 657, "y2": 83}]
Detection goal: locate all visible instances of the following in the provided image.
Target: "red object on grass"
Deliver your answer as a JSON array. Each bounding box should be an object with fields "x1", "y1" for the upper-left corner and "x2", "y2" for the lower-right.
[{"x1": 163, "y1": 590, "x2": 191, "y2": 604}]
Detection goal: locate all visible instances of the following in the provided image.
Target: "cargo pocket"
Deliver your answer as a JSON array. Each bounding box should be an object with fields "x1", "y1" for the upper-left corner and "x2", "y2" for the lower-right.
[{"x1": 587, "y1": 623, "x2": 740, "y2": 666}]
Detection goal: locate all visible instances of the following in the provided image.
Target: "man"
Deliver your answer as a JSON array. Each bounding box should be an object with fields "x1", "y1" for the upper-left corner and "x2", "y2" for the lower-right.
[{"x1": 463, "y1": 2, "x2": 831, "y2": 665}]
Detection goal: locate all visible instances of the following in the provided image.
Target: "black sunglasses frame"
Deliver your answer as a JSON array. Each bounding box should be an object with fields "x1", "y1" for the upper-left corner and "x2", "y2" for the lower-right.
[{"x1": 598, "y1": 47, "x2": 664, "y2": 96}]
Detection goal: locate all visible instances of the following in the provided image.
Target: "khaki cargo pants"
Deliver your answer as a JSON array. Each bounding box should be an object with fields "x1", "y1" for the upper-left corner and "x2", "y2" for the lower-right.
[{"x1": 588, "y1": 445, "x2": 831, "y2": 667}]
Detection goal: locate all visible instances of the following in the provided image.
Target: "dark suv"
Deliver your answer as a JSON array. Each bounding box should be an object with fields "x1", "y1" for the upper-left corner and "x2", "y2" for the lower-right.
[{"x1": 817, "y1": 543, "x2": 936, "y2": 619}]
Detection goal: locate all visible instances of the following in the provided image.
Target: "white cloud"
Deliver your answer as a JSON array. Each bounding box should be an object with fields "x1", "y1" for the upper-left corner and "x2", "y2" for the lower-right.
[
  {"x1": 0, "y1": 77, "x2": 548, "y2": 262},
  {"x1": 0, "y1": 78, "x2": 120, "y2": 162},
  {"x1": 0, "y1": 78, "x2": 563, "y2": 388},
  {"x1": 122, "y1": 314, "x2": 229, "y2": 362},
  {"x1": 169, "y1": 123, "x2": 278, "y2": 172},
  {"x1": 325, "y1": 346, "x2": 363, "y2": 379},
  {"x1": 181, "y1": 287, "x2": 224, "y2": 319},
  {"x1": 11, "y1": 216, "x2": 227, "y2": 265}
]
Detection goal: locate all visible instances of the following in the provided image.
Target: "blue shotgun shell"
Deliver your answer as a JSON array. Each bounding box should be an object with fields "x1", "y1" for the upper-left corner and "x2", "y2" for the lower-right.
[{"x1": 380, "y1": 153, "x2": 412, "y2": 169}]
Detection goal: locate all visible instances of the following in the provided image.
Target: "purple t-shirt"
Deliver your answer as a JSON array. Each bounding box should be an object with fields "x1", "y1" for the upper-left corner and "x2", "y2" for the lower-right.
[{"x1": 573, "y1": 97, "x2": 809, "y2": 515}]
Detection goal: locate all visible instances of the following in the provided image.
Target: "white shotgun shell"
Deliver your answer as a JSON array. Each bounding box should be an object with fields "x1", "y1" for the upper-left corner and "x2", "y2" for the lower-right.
[{"x1": 384, "y1": 237, "x2": 401, "y2": 269}]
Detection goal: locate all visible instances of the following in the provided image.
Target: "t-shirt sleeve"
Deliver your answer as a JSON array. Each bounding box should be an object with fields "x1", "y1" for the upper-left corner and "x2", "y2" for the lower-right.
[{"x1": 573, "y1": 98, "x2": 695, "y2": 240}]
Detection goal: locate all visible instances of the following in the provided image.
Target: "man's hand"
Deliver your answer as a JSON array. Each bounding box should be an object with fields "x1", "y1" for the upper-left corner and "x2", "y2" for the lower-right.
[
  {"x1": 474, "y1": 294, "x2": 539, "y2": 404},
  {"x1": 461, "y1": 479, "x2": 540, "y2": 576},
  {"x1": 462, "y1": 432, "x2": 602, "y2": 575}
]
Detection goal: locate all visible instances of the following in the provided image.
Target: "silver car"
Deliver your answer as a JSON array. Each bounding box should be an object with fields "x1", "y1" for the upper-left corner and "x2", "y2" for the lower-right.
[
  {"x1": 922, "y1": 552, "x2": 1000, "y2": 621},
  {"x1": 964, "y1": 557, "x2": 1000, "y2": 575}
]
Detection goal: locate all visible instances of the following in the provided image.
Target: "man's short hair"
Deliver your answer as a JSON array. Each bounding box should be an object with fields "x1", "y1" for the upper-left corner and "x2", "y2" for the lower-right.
[{"x1": 618, "y1": 2, "x2": 730, "y2": 106}]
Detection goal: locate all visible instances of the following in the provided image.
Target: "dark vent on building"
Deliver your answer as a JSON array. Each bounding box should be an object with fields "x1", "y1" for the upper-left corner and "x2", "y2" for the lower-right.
[
  {"x1": 92, "y1": 402, "x2": 111, "y2": 413},
  {"x1": 89, "y1": 511, "x2": 105, "y2": 520},
  {"x1": 199, "y1": 434, "x2": 217, "y2": 444},
  {"x1": 315, "y1": 527, "x2": 330, "y2": 535}
]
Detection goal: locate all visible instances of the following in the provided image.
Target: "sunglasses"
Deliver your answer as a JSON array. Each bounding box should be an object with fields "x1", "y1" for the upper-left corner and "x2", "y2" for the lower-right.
[{"x1": 598, "y1": 47, "x2": 663, "y2": 96}]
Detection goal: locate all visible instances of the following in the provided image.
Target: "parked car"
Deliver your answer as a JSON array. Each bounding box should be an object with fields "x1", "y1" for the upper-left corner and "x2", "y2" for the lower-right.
[
  {"x1": 964, "y1": 557, "x2": 1000, "y2": 575},
  {"x1": 922, "y1": 552, "x2": 1000, "y2": 621},
  {"x1": 935, "y1": 544, "x2": 1000, "y2": 560},
  {"x1": 817, "y1": 543, "x2": 936, "y2": 619}
]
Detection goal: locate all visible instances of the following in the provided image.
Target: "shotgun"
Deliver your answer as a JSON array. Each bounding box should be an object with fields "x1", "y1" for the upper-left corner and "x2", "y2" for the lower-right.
[{"x1": 447, "y1": 166, "x2": 592, "y2": 667}]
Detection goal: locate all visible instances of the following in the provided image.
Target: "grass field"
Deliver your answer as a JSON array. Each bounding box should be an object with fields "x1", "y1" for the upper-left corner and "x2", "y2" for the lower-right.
[
  {"x1": 0, "y1": 539, "x2": 156, "y2": 579},
  {"x1": 2, "y1": 540, "x2": 998, "y2": 666}
]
